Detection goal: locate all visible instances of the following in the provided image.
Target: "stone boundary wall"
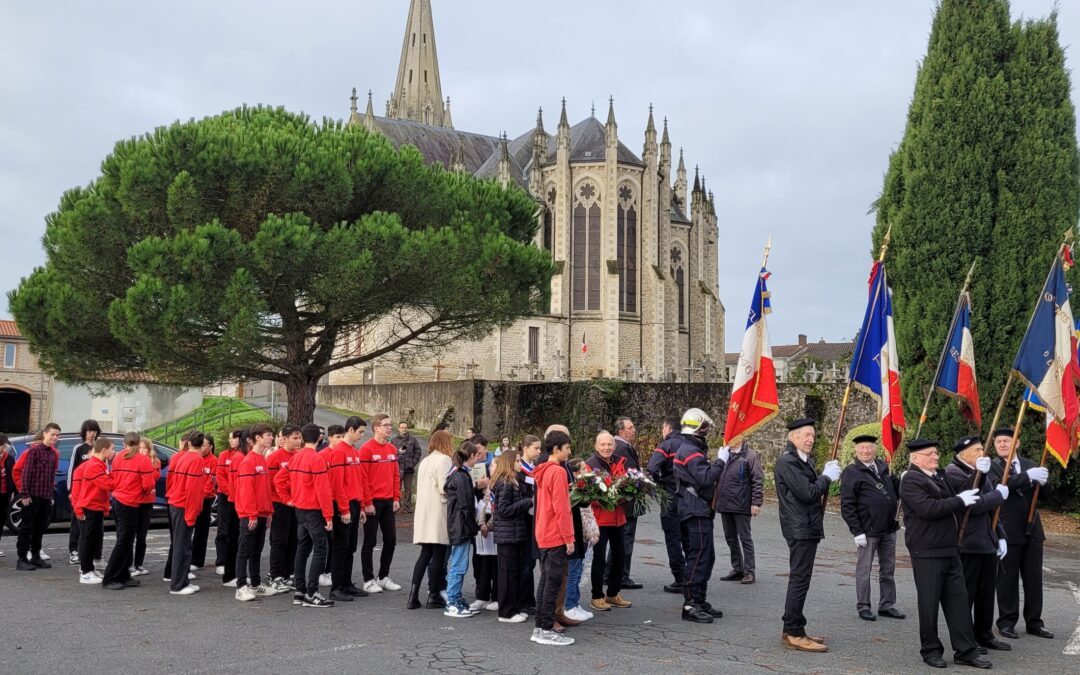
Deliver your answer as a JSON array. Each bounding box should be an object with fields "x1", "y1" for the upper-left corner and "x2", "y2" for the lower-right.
[{"x1": 316, "y1": 380, "x2": 477, "y2": 432}]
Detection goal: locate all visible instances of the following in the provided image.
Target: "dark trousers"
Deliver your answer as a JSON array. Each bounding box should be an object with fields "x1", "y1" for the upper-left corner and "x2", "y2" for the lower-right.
[
  {"x1": 16, "y1": 496, "x2": 51, "y2": 560},
  {"x1": 213, "y1": 495, "x2": 226, "y2": 567},
  {"x1": 519, "y1": 544, "x2": 536, "y2": 607},
  {"x1": 68, "y1": 512, "x2": 80, "y2": 554},
  {"x1": 660, "y1": 506, "x2": 688, "y2": 582},
  {"x1": 361, "y1": 499, "x2": 396, "y2": 581},
  {"x1": 134, "y1": 503, "x2": 153, "y2": 567},
  {"x1": 535, "y1": 546, "x2": 568, "y2": 631},
  {"x1": 0, "y1": 494, "x2": 9, "y2": 545},
  {"x1": 497, "y1": 542, "x2": 524, "y2": 618},
  {"x1": 996, "y1": 538, "x2": 1044, "y2": 631},
  {"x1": 411, "y1": 543, "x2": 449, "y2": 594},
  {"x1": 269, "y1": 502, "x2": 298, "y2": 580},
  {"x1": 682, "y1": 516, "x2": 716, "y2": 604},
  {"x1": 294, "y1": 508, "x2": 328, "y2": 596},
  {"x1": 782, "y1": 539, "x2": 819, "y2": 637},
  {"x1": 168, "y1": 506, "x2": 194, "y2": 592},
  {"x1": 961, "y1": 553, "x2": 998, "y2": 644},
  {"x1": 102, "y1": 502, "x2": 137, "y2": 584},
  {"x1": 331, "y1": 504, "x2": 359, "y2": 591},
  {"x1": 720, "y1": 511, "x2": 755, "y2": 574},
  {"x1": 77, "y1": 509, "x2": 104, "y2": 575},
  {"x1": 608, "y1": 514, "x2": 637, "y2": 583},
  {"x1": 473, "y1": 553, "x2": 497, "y2": 601},
  {"x1": 592, "y1": 525, "x2": 624, "y2": 599},
  {"x1": 236, "y1": 516, "x2": 267, "y2": 588},
  {"x1": 191, "y1": 496, "x2": 213, "y2": 567},
  {"x1": 912, "y1": 555, "x2": 978, "y2": 660},
  {"x1": 401, "y1": 472, "x2": 415, "y2": 508},
  {"x1": 219, "y1": 499, "x2": 240, "y2": 582}
]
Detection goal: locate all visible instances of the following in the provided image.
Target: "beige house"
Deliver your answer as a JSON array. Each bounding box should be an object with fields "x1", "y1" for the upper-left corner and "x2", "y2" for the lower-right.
[
  {"x1": 0, "y1": 319, "x2": 51, "y2": 433},
  {"x1": 331, "y1": 0, "x2": 724, "y2": 384}
]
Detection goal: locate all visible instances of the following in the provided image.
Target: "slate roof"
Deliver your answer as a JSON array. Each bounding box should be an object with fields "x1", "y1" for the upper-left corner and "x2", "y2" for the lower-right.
[
  {"x1": 367, "y1": 116, "x2": 501, "y2": 174},
  {"x1": 545, "y1": 117, "x2": 643, "y2": 166}
]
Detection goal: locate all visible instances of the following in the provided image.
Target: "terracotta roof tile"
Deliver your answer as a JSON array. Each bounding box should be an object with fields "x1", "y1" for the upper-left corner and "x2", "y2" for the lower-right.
[{"x1": 0, "y1": 320, "x2": 22, "y2": 338}]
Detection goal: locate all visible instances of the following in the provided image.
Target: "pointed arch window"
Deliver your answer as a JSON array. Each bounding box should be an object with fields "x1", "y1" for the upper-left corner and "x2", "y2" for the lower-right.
[
  {"x1": 671, "y1": 246, "x2": 686, "y2": 328},
  {"x1": 617, "y1": 183, "x2": 638, "y2": 313},
  {"x1": 542, "y1": 187, "x2": 555, "y2": 252},
  {"x1": 572, "y1": 182, "x2": 601, "y2": 311}
]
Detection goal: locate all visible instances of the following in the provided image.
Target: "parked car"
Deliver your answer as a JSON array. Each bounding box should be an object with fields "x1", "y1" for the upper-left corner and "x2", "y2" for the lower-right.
[{"x1": 3, "y1": 433, "x2": 179, "y2": 535}]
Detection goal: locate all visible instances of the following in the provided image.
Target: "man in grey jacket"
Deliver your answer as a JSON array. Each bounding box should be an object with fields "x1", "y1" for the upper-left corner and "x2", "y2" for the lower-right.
[{"x1": 715, "y1": 441, "x2": 764, "y2": 584}]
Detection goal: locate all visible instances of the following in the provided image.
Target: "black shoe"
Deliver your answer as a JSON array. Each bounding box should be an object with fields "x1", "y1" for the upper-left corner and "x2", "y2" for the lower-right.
[
  {"x1": 998, "y1": 626, "x2": 1019, "y2": 639},
  {"x1": 663, "y1": 581, "x2": 684, "y2": 594},
  {"x1": 923, "y1": 656, "x2": 947, "y2": 668},
  {"x1": 682, "y1": 604, "x2": 714, "y2": 624},
  {"x1": 878, "y1": 607, "x2": 906, "y2": 619},
  {"x1": 102, "y1": 581, "x2": 126, "y2": 590},
  {"x1": 700, "y1": 602, "x2": 723, "y2": 618},
  {"x1": 406, "y1": 583, "x2": 422, "y2": 609},
  {"x1": 859, "y1": 609, "x2": 876, "y2": 621},
  {"x1": 302, "y1": 592, "x2": 334, "y2": 608},
  {"x1": 719, "y1": 570, "x2": 744, "y2": 581},
  {"x1": 522, "y1": 605, "x2": 536, "y2": 615},
  {"x1": 329, "y1": 589, "x2": 354, "y2": 602},
  {"x1": 976, "y1": 646, "x2": 988, "y2": 655},
  {"x1": 978, "y1": 639, "x2": 1010, "y2": 652},
  {"x1": 293, "y1": 592, "x2": 306, "y2": 606},
  {"x1": 1027, "y1": 626, "x2": 1054, "y2": 639},
  {"x1": 425, "y1": 592, "x2": 447, "y2": 609},
  {"x1": 30, "y1": 558, "x2": 52, "y2": 569},
  {"x1": 16, "y1": 559, "x2": 37, "y2": 571},
  {"x1": 955, "y1": 655, "x2": 992, "y2": 669},
  {"x1": 121, "y1": 578, "x2": 140, "y2": 588},
  {"x1": 346, "y1": 584, "x2": 368, "y2": 597},
  {"x1": 621, "y1": 578, "x2": 643, "y2": 590}
]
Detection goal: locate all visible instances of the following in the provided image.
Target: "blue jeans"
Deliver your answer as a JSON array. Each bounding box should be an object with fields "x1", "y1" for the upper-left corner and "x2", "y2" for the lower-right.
[
  {"x1": 565, "y1": 556, "x2": 585, "y2": 610},
  {"x1": 446, "y1": 543, "x2": 471, "y2": 604}
]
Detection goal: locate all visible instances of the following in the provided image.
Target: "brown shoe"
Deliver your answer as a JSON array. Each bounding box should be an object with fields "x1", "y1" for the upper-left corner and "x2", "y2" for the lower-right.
[
  {"x1": 554, "y1": 611, "x2": 581, "y2": 627},
  {"x1": 590, "y1": 598, "x2": 611, "y2": 612},
  {"x1": 553, "y1": 622, "x2": 565, "y2": 633},
  {"x1": 782, "y1": 634, "x2": 828, "y2": 653},
  {"x1": 741, "y1": 573, "x2": 755, "y2": 585},
  {"x1": 605, "y1": 594, "x2": 633, "y2": 608}
]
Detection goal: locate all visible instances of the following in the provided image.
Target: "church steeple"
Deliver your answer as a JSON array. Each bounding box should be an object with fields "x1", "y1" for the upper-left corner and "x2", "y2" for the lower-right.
[{"x1": 387, "y1": 0, "x2": 451, "y2": 128}]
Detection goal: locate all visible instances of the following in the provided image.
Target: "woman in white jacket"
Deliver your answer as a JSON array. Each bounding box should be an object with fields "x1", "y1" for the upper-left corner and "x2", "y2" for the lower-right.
[{"x1": 407, "y1": 430, "x2": 454, "y2": 609}]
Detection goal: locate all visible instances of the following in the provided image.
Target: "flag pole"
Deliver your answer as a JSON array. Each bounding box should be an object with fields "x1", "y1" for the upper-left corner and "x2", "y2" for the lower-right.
[
  {"x1": 991, "y1": 401, "x2": 1028, "y2": 532},
  {"x1": 916, "y1": 259, "x2": 978, "y2": 437},
  {"x1": 1024, "y1": 447, "x2": 1050, "y2": 535},
  {"x1": 956, "y1": 370, "x2": 1014, "y2": 543},
  {"x1": 823, "y1": 225, "x2": 891, "y2": 512}
]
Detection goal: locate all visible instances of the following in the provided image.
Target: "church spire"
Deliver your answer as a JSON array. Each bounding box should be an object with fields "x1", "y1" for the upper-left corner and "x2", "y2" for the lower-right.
[
  {"x1": 347, "y1": 87, "x2": 364, "y2": 128},
  {"x1": 388, "y1": 0, "x2": 451, "y2": 128},
  {"x1": 364, "y1": 90, "x2": 377, "y2": 132}
]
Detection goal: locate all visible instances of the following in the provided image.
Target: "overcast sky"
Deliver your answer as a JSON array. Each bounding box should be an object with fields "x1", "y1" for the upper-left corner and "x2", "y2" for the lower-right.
[{"x1": 2, "y1": 0, "x2": 1077, "y2": 352}]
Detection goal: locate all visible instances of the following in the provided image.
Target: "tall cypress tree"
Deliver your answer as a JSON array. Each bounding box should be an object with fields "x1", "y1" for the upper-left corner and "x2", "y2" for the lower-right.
[{"x1": 874, "y1": 1, "x2": 1079, "y2": 447}]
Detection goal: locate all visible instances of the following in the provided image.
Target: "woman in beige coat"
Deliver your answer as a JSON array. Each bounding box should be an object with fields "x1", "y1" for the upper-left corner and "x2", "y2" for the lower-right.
[{"x1": 407, "y1": 430, "x2": 455, "y2": 609}]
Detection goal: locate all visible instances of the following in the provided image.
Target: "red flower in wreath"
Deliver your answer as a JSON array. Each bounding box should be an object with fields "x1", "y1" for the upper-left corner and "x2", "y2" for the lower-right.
[{"x1": 604, "y1": 477, "x2": 612, "y2": 486}]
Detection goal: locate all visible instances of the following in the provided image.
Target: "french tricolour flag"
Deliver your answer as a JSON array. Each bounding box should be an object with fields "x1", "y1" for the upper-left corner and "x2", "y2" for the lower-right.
[
  {"x1": 850, "y1": 261, "x2": 906, "y2": 462},
  {"x1": 723, "y1": 266, "x2": 779, "y2": 444},
  {"x1": 934, "y1": 293, "x2": 982, "y2": 427}
]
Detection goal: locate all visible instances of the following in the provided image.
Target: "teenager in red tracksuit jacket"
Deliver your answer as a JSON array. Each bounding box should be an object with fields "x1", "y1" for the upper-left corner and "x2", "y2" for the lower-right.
[
  {"x1": 133, "y1": 438, "x2": 161, "y2": 574},
  {"x1": 73, "y1": 438, "x2": 116, "y2": 582},
  {"x1": 233, "y1": 424, "x2": 277, "y2": 599},
  {"x1": 190, "y1": 437, "x2": 218, "y2": 570},
  {"x1": 166, "y1": 433, "x2": 212, "y2": 594},
  {"x1": 102, "y1": 432, "x2": 156, "y2": 588},
  {"x1": 359, "y1": 415, "x2": 401, "y2": 590},
  {"x1": 267, "y1": 427, "x2": 302, "y2": 589},
  {"x1": 336, "y1": 416, "x2": 368, "y2": 597},
  {"x1": 288, "y1": 424, "x2": 335, "y2": 607},
  {"x1": 220, "y1": 431, "x2": 247, "y2": 585},
  {"x1": 321, "y1": 425, "x2": 355, "y2": 601},
  {"x1": 532, "y1": 431, "x2": 576, "y2": 643},
  {"x1": 214, "y1": 431, "x2": 242, "y2": 573}
]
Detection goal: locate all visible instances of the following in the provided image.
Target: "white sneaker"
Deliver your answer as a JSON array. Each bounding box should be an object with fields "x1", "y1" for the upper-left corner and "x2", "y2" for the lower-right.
[
  {"x1": 92, "y1": 570, "x2": 104, "y2": 579},
  {"x1": 129, "y1": 566, "x2": 149, "y2": 577},
  {"x1": 215, "y1": 565, "x2": 225, "y2": 575},
  {"x1": 222, "y1": 578, "x2": 238, "y2": 587},
  {"x1": 363, "y1": 579, "x2": 383, "y2": 594},
  {"x1": 565, "y1": 607, "x2": 592, "y2": 622},
  {"x1": 190, "y1": 564, "x2": 198, "y2": 572},
  {"x1": 79, "y1": 572, "x2": 102, "y2": 585},
  {"x1": 0, "y1": 551, "x2": 5, "y2": 557},
  {"x1": 498, "y1": 613, "x2": 529, "y2": 623},
  {"x1": 377, "y1": 576, "x2": 401, "y2": 591},
  {"x1": 40, "y1": 550, "x2": 51, "y2": 561},
  {"x1": 170, "y1": 585, "x2": 199, "y2": 595},
  {"x1": 469, "y1": 599, "x2": 487, "y2": 612},
  {"x1": 253, "y1": 583, "x2": 279, "y2": 597},
  {"x1": 485, "y1": 601, "x2": 499, "y2": 611},
  {"x1": 235, "y1": 585, "x2": 258, "y2": 602},
  {"x1": 319, "y1": 573, "x2": 332, "y2": 587},
  {"x1": 187, "y1": 572, "x2": 196, "y2": 580},
  {"x1": 531, "y1": 629, "x2": 574, "y2": 646},
  {"x1": 268, "y1": 577, "x2": 292, "y2": 594},
  {"x1": 444, "y1": 602, "x2": 477, "y2": 618}
]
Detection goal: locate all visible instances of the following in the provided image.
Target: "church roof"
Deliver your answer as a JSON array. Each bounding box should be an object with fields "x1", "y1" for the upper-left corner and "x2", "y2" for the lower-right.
[
  {"x1": 366, "y1": 115, "x2": 500, "y2": 173},
  {"x1": 473, "y1": 129, "x2": 537, "y2": 185},
  {"x1": 671, "y1": 203, "x2": 691, "y2": 224},
  {"x1": 546, "y1": 117, "x2": 643, "y2": 166}
]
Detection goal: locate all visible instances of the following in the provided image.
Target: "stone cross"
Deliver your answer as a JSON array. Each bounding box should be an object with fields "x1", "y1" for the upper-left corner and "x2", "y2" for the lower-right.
[
  {"x1": 432, "y1": 360, "x2": 447, "y2": 382},
  {"x1": 553, "y1": 350, "x2": 565, "y2": 381},
  {"x1": 683, "y1": 366, "x2": 704, "y2": 383},
  {"x1": 826, "y1": 363, "x2": 842, "y2": 383},
  {"x1": 463, "y1": 361, "x2": 479, "y2": 380},
  {"x1": 805, "y1": 362, "x2": 822, "y2": 383}
]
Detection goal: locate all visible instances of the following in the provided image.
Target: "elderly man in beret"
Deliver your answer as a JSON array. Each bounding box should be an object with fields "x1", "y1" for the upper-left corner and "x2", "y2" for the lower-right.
[{"x1": 840, "y1": 433, "x2": 904, "y2": 622}]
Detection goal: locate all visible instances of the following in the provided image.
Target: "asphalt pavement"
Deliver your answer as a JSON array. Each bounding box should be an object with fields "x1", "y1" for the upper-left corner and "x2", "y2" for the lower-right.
[{"x1": 0, "y1": 504, "x2": 1077, "y2": 674}]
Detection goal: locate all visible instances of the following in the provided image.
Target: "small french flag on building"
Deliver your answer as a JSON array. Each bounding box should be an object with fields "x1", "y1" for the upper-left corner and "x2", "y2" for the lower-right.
[{"x1": 581, "y1": 331, "x2": 588, "y2": 354}]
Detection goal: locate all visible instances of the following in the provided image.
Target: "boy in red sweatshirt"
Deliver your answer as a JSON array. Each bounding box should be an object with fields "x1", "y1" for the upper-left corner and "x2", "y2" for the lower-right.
[
  {"x1": 15, "y1": 422, "x2": 61, "y2": 571},
  {"x1": 233, "y1": 423, "x2": 277, "y2": 601},
  {"x1": 74, "y1": 437, "x2": 116, "y2": 586},
  {"x1": 214, "y1": 430, "x2": 242, "y2": 574},
  {"x1": 341, "y1": 417, "x2": 368, "y2": 597},
  {"x1": 321, "y1": 424, "x2": 353, "y2": 602},
  {"x1": 166, "y1": 432, "x2": 212, "y2": 595},
  {"x1": 102, "y1": 432, "x2": 156, "y2": 589},
  {"x1": 359, "y1": 413, "x2": 401, "y2": 594},
  {"x1": 289, "y1": 424, "x2": 335, "y2": 608},
  {"x1": 531, "y1": 431, "x2": 576, "y2": 647},
  {"x1": 267, "y1": 425, "x2": 302, "y2": 592},
  {"x1": 221, "y1": 429, "x2": 249, "y2": 587}
]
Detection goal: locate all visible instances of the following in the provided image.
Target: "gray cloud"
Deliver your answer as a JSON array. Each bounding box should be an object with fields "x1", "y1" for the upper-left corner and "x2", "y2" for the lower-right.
[{"x1": 2, "y1": 0, "x2": 1076, "y2": 353}]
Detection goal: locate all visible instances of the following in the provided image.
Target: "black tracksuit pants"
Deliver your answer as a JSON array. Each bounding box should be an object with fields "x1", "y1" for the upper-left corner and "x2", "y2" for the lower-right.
[
  {"x1": 191, "y1": 496, "x2": 213, "y2": 567},
  {"x1": 361, "y1": 499, "x2": 396, "y2": 581},
  {"x1": 535, "y1": 546, "x2": 567, "y2": 631},
  {"x1": 17, "y1": 496, "x2": 52, "y2": 561},
  {"x1": 168, "y1": 506, "x2": 194, "y2": 592},
  {"x1": 236, "y1": 515, "x2": 267, "y2": 588},
  {"x1": 102, "y1": 502, "x2": 137, "y2": 585},
  {"x1": 497, "y1": 542, "x2": 524, "y2": 618},
  {"x1": 269, "y1": 502, "x2": 298, "y2": 580},
  {"x1": 294, "y1": 508, "x2": 328, "y2": 597},
  {"x1": 330, "y1": 504, "x2": 359, "y2": 592},
  {"x1": 219, "y1": 499, "x2": 240, "y2": 582},
  {"x1": 912, "y1": 555, "x2": 979, "y2": 661},
  {"x1": 77, "y1": 509, "x2": 104, "y2": 575},
  {"x1": 134, "y1": 503, "x2": 153, "y2": 568}
]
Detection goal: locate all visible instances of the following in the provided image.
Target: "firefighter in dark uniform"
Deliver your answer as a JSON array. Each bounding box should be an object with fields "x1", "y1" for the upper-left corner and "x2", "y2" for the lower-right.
[
  {"x1": 646, "y1": 414, "x2": 688, "y2": 594},
  {"x1": 774, "y1": 418, "x2": 839, "y2": 653},
  {"x1": 671, "y1": 408, "x2": 728, "y2": 624},
  {"x1": 900, "y1": 438, "x2": 991, "y2": 669},
  {"x1": 986, "y1": 427, "x2": 1053, "y2": 640},
  {"x1": 943, "y1": 435, "x2": 1011, "y2": 654}
]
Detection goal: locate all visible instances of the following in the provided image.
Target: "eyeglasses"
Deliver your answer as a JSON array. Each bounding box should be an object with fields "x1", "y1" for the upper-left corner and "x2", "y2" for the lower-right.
[{"x1": 377, "y1": 422, "x2": 392, "y2": 428}]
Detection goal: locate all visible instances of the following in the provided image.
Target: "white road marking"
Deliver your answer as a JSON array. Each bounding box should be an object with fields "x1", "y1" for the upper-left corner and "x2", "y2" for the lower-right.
[{"x1": 1066, "y1": 582, "x2": 1080, "y2": 656}]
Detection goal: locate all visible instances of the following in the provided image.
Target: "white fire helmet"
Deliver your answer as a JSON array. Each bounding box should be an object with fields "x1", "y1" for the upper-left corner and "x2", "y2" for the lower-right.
[{"x1": 681, "y1": 408, "x2": 714, "y2": 436}]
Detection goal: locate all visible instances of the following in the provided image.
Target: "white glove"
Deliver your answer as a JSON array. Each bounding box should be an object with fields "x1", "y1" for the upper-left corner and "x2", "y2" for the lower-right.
[
  {"x1": 995, "y1": 484, "x2": 1009, "y2": 501},
  {"x1": 1026, "y1": 466, "x2": 1049, "y2": 485},
  {"x1": 975, "y1": 457, "x2": 991, "y2": 474},
  {"x1": 854, "y1": 533, "x2": 867, "y2": 548},
  {"x1": 716, "y1": 446, "x2": 730, "y2": 465},
  {"x1": 822, "y1": 460, "x2": 841, "y2": 482},
  {"x1": 997, "y1": 539, "x2": 1008, "y2": 560},
  {"x1": 957, "y1": 489, "x2": 981, "y2": 507}
]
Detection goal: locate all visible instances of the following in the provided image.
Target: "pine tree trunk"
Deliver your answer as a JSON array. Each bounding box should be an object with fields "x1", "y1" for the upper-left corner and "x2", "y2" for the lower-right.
[{"x1": 284, "y1": 375, "x2": 318, "y2": 425}]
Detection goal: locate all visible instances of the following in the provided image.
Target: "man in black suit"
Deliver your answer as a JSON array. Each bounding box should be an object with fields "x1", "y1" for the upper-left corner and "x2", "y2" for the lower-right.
[
  {"x1": 899, "y1": 439, "x2": 990, "y2": 669},
  {"x1": 611, "y1": 416, "x2": 642, "y2": 589}
]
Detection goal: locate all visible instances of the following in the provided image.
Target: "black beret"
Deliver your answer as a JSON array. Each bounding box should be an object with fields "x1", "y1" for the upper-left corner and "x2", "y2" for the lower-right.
[
  {"x1": 906, "y1": 438, "x2": 939, "y2": 452},
  {"x1": 952, "y1": 435, "x2": 982, "y2": 453},
  {"x1": 852, "y1": 434, "x2": 878, "y2": 445},
  {"x1": 787, "y1": 418, "x2": 816, "y2": 431},
  {"x1": 992, "y1": 427, "x2": 1015, "y2": 439}
]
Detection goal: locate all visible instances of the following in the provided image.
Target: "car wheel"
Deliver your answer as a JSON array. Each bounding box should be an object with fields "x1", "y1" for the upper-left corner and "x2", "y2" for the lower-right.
[{"x1": 6, "y1": 496, "x2": 22, "y2": 536}]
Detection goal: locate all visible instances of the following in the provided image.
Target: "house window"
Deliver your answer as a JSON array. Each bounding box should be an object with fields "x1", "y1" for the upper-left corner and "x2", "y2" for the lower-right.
[
  {"x1": 571, "y1": 182, "x2": 601, "y2": 311},
  {"x1": 528, "y1": 327, "x2": 540, "y2": 365},
  {"x1": 3, "y1": 343, "x2": 15, "y2": 368}
]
